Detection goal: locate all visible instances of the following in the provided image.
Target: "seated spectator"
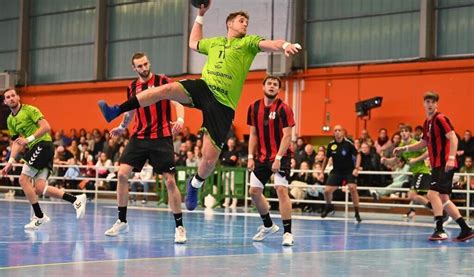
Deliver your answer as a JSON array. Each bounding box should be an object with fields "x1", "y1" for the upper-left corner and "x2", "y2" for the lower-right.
[
  {"x1": 370, "y1": 159, "x2": 410, "y2": 199},
  {"x1": 414, "y1": 125, "x2": 423, "y2": 141},
  {"x1": 454, "y1": 156, "x2": 474, "y2": 203},
  {"x1": 63, "y1": 157, "x2": 81, "y2": 189},
  {"x1": 374, "y1": 128, "x2": 392, "y2": 156},
  {"x1": 383, "y1": 132, "x2": 401, "y2": 158},
  {"x1": 186, "y1": 150, "x2": 198, "y2": 167},
  {"x1": 304, "y1": 162, "x2": 325, "y2": 213},
  {"x1": 290, "y1": 161, "x2": 315, "y2": 210},
  {"x1": 294, "y1": 137, "x2": 306, "y2": 166},
  {"x1": 359, "y1": 129, "x2": 371, "y2": 144},
  {"x1": 220, "y1": 137, "x2": 239, "y2": 167},
  {"x1": 298, "y1": 144, "x2": 316, "y2": 168},
  {"x1": 357, "y1": 142, "x2": 382, "y2": 192},
  {"x1": 175, "y1": 143, "x2": 187, "y2": 166},
  {"x1": 95, "y1": 152, "x2": 114, "y2": 190},
  {"x1": 458, "y1": 130, "x2": 474, "y2": 166},
  {"x1": 130, "y1": 162, "x2": 154, "y2": 204}
]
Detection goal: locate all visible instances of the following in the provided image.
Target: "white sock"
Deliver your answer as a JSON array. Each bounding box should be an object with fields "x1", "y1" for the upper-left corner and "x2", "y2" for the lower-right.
[{"x1": 191, "y1": 176, "x2": 204, "y2": 189}]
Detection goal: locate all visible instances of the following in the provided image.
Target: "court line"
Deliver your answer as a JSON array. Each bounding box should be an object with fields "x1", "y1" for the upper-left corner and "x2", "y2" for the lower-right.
[{"x1": 1, "y1": 246, "x2": 472, "y2": 271}]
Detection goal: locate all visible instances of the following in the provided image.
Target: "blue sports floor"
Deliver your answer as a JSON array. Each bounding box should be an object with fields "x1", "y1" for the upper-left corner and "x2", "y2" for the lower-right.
[{"x1": 0, "y1": 199, "x2": 473, "y2": 276}]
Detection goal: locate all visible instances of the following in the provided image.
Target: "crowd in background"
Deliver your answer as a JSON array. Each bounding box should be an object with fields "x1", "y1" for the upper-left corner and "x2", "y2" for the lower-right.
[{"x1": 1, "y1": 125, "x2": 473, "y2": 208}]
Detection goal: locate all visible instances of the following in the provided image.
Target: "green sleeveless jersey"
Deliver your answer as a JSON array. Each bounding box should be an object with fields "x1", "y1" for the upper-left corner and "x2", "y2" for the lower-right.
[
  {"x1": 198, "y1": 35, "x2": 263, "y2": 110},
  {"x1": 7, "y1": 104, "x2": 52, "y2": 148}
]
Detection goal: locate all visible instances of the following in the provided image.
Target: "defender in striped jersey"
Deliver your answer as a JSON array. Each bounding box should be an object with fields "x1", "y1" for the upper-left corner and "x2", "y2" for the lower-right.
[
  {"x1": 103, "y1": 53, "x2": 187, "y2": 244},
  {"x1": 394, "y1": 91, "x2": 473, "y2": 242},
  {"x1": 247, "y1": 76, "x2": 295, "y2": 246}
]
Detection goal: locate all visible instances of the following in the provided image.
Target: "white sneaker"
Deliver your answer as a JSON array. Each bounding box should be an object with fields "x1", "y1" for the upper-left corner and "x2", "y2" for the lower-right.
[
  {"x1": 104, "y1": 219, "x2": 129, "y2": 236},
  {"x1": 282, "y1": 232, "x2": 294, "y2": 246},
  {"x1": 252, "y1": 224, "x2": 279, "y2": 241},
  {"x1": 24, "y1": 215, "x2": 51, "y2": 230},
  {"x1": 175, "y1": 226, "x2": 187, "y2": 244},
  {"x1": 74, "y1": 194, "x2": 87, "y2": 219}
]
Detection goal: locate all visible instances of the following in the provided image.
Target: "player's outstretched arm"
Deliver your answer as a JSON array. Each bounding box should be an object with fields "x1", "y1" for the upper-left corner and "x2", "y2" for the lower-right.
[
  {"x1": 189, "y1": 0, "x2": 212, "y2": 51},
  {"x1": 259, "y1": 40, "x2": 302, "y2": 57}
]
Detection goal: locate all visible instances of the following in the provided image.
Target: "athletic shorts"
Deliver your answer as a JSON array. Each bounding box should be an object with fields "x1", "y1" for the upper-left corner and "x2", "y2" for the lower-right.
[
  {"x1": 178, "y1": 79, "x2": 235, "y2": 150},
  {"x1": 22, "y1": 141, "x2": 54, "y2": 171},
  {"x1": 250, "y1": 157, "x2": 291, "y2": 189},
  {"x1": 21, "y1": 141, "x2": 54, "y2": 178},
  {"x1": 326, "y1": 172, "x2": 357, "y2": 187},
  {"x1": 120, "y1": 136, "x2": 175, "y2": 174},
  {"x1": 410, "y1": 173, "x2": 431, "y2": 194},
  {"x1": 430, "y1": 167, "x2": 455, "y2": 195}
]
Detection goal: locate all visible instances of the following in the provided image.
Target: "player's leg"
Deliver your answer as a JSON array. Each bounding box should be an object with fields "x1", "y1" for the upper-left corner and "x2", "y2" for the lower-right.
[
  {"x1": 98, "y1": 82, "x2": 193, "y2": 122},
  {"x1": 33, "y1": 170, "x2": 86, "y2": 219},
  {"x1": 163, "y1": 172, "x2": 187, "y2": 244},
  {"x1": 348, "y1": 182, "x2": 362, "y2": 223},
  {"x1": 274, "y1": 167, "x2": 294, "y2": 246},
  {"x1": 249, "y1": 166, "x2": 279, "y2": 242}
]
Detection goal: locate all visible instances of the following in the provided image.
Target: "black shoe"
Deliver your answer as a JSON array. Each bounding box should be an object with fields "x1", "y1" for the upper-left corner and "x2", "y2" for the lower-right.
[
  {"x1": 321, "y1": 204, "x2": 335, "y2": 218},
  {"x1": 454, "y1": 228, "x2": 474, "y2": 242},
  {"x1": 429, "y1": 229, "x2": 448, "y2": 241},
  {"x1": 355, "y1": 213, "x2": 362, "y2": 223}
]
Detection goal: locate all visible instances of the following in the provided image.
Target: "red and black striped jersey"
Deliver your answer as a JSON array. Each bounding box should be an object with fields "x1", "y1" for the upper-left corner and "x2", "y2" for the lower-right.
[
  {"x1": 247, "y1": 98, "x2": 295, "y2": 163},
  {"x1": 127, "y1": 74, "x2": 172, "y2": 139},
  {"x1": 422, "y1": 112, "x2": 458, "y2": 168}
]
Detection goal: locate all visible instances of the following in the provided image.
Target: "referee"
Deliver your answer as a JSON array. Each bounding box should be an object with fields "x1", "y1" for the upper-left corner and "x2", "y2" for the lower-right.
[{"x1": 321, "y1": 125, "x2": 362, "y2": 223}]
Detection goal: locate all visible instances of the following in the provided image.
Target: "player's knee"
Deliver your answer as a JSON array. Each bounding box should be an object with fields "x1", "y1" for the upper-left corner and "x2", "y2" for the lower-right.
[
  {"x1": 249, "y1": 187, "x2": 262, "y2": 198},
  {"x1": 275, "y1": 186, "x2": 288, "y2": 196},
  {"x1": 117, "y1": 171, "x2": 129, "y2": 183},
  {"x1": 34, "y1": 183, "x2": 44, "y2": 195}
]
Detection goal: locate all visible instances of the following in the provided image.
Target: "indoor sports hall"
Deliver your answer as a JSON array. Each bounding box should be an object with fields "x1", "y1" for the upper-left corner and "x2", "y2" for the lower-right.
[{"x1": 1, "y1": 0, "x2": 473, "y2": 276}]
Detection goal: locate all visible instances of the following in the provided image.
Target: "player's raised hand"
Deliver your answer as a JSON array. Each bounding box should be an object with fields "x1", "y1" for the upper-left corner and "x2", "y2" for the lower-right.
[
  {"x1": 110, "y1": 126, "x2": 125, "y2": 138},
  {"x1": 171, "y1": 119, "x2": 184, "y2": 135},
  {"x1": 198, "y1": 0, "x2": 211, "y2": 16},
  {"x1": 283, "y1": 43, "x2": 302, "y2": 57}
]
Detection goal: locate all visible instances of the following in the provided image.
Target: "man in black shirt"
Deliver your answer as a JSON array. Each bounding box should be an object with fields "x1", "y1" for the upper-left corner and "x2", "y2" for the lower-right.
[{"x1": 321, "y1": 125, "x2": 361, "y2": 222}]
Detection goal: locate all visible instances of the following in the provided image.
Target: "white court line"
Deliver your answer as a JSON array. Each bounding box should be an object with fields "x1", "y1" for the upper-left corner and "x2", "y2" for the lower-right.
[
  {"x1": 0, "y1": 230, "x2": 434, "y2": 245},
  {"x1": 105, "y1": 205, "x2": 461, "y2": 229},
  {"x1": 1, "y1": 246, "x2": 473, "y2": 271}
]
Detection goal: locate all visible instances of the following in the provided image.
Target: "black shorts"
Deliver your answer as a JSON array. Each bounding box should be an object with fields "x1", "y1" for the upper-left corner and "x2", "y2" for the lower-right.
[
  {"x1": 22, "y1": 141, "x2": 54, "y2": 171},
  {"x1": 410, "y1": 173, "x2": 431, "y2": 194},
  {"x1": 253, "y1": 157, "x2": 291, "y2": 185},
  {"x1": 430, "y1": 167, "x2": 455, "y2": 195},
  {"x1": 120, "y1": 137, "x2": 175, "y2": 174},
  {"x1": 178, "y1": 79, "x2": 235, "y2": 150},
  {"x1": 326, "y1": 172, "x2": 357, "y2": 187}
]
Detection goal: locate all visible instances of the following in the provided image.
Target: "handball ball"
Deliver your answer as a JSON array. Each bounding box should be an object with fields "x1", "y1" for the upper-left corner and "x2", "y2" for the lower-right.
[{"x1": 191, "y1": 0, "x2": 209, "y2": 8}]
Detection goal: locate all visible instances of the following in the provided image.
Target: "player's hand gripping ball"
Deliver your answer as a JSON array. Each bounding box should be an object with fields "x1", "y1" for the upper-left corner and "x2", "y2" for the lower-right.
[{"x1": 191, "y1": 0, "x2": 209, "y2": 8}]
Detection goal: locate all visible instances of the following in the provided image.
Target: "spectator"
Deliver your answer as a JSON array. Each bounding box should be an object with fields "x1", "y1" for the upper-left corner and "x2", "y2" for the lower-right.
[
  {"x1": 67, "y1": 140, "x2": 80, "y2": 160},
  {"x1": 186, "y1": 150, "x2": 198, "y2": 167},
  {"x1": 298, "y1": 144, "x2": 316, "y2": 168},
  {"x1": 383, "y1": 132, "x2": 401, "y2": 158},
  {"x1": 181, "y1": 127, "x2": 197, "y2": 143},
  {"x1": 173, "y1": 133, "x2": 183, "y2": 154},
  {"x1": 304, "y1": 162, "x2": 325, "y2": 213},
  {"x1": 220, "y1": 137, "x2": 239, "y2": 208},
  {"x1": 63, "y1": 157, "x2": 81, "y2": 189},
  {"x1": 370, "y1": 159, "x2": 410, "y2": 198},
  {"x1": 95, "y1": 152, "x2": 113, "y2": 190},
  {"x1": 357, "y1": 141, "x2": 382, "y2": 193},
  {"x1": 359, "y1": 129, "x2": 371, "y2": 144},
  {"x1": 294, "y1": 137, "x2": 306, "y2": 167},
  {"x1": 130, "y1": 162, "x2": 154, "y2": 204},
  {"x1": 458, "y1": 130, "x2": 474, "y2": 166},
  {"x1": 455, "y1": 156, "x2": 474, "y2": 193},
  {"x1": 414, "y1": 125, "x2": 423, "y2": 141},
  {"x1": 175, "y1": 143, "x2": 187, "y2": 166},
  {"x1": 374, "y1": 128, "x2": 392, "y2": 156}
]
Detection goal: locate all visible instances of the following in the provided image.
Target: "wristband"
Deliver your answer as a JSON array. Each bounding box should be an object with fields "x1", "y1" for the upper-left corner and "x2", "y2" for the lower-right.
[
  {"x1": 26, "y1": 135, "x2": 35, "y2": 143},
  {"x1": 177, "y1": 117, "x2": 184, "y2": 123},
  {"x1": 195, "y1": 15, "x2": 204, "y2": 25},
  {"x1": 275, "y1": 155, "x2": 282, "y2": 161},
  {"x1": 248, "y1": 154, "x2": 254, "y2": 160},
  {"x1": 8, "y1": 157, "x2": 15, "y2": 164},
  {"x1": 448, "y1": 155, "x2": 456, "y2": 160}
]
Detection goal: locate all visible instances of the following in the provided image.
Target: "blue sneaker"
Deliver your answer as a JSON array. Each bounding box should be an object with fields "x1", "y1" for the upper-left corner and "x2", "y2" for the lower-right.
[
  {"x1": 98, "y1": 101, "x2": 121, "y2": 123},
  {"x1": 185, "y1": 177, "x2": 199, "y2": 211}
]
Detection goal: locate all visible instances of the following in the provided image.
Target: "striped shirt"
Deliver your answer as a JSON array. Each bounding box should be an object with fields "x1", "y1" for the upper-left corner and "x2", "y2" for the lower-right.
[
  {"x1": 247, "y1": 98, "x2": 295, "y2": 163},
  {"x1": 127, "y1": 74, "x2": 172, "y2": 139},
  {"x1": 422, "y1": 112, "x2": 457, "y2": 168}
]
